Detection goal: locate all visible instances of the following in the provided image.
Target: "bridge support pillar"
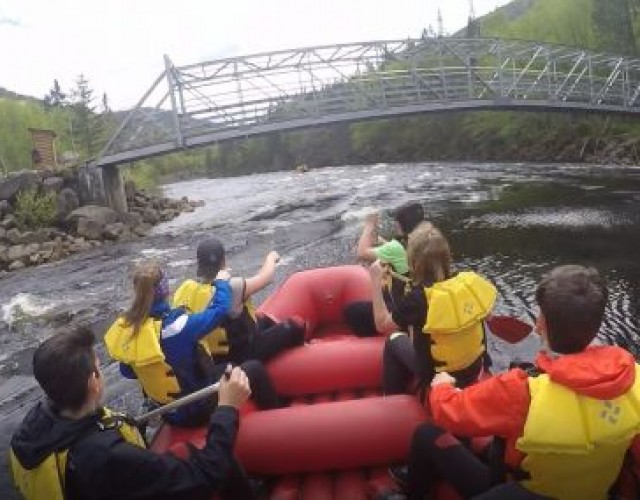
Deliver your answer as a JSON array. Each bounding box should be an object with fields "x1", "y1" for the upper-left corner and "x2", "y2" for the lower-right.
[
  {"x1": 101, "y1": 165, "x2": 128, "y2": 213},
  {"x1": 78, "y1": 163, "x2": 128, "y2": 213}
]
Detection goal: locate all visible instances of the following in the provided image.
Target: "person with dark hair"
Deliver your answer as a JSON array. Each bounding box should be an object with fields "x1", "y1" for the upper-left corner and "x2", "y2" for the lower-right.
[
  {"x1": 391, "y1": 265, "x2": 640, "y2": 499},
  {"x1": 10, "y1": 326, "x2": 257, "y2": 500},
  {"x1": 173, "y1": 238, "x2": 304, "y2": 366},
  {"x1": 105, "y1": 260, "x2": 281, "y2": 427},
  {"x1": 344, "y1": 202, "x2": 425, "y2": 337}
]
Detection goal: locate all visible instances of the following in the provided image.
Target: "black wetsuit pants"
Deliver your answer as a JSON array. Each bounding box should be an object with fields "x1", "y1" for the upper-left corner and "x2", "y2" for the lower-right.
[
  {"x1": 407, "y1": 424, "x2": 548, "y2": 500},
  {"x1": 382, "y1": 334, "x2": 485, "y2": 395},
  {"x1": 343, "y1": 301, "x2": 379, "y2": 337},
  {"x1": 187, "y1": 358, "x2": 282, "y2": 426},
  {"x1": 253, "y1": 316, "x2": 305, "y2": 362}
]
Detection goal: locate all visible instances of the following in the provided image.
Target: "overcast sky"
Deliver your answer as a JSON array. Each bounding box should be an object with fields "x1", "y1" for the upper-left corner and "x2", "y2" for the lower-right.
[{"x1": 0, "y1": 0, "x2": 510, "y2": 110}]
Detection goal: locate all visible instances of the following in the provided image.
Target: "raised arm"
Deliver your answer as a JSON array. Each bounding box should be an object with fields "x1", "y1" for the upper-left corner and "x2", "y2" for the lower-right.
[
  {"x1": 356, "y1": 213, "x2": 379, "y2": 263},
  {"x1": 244, "y1": 251, "x2": 280, "y2": 299}
]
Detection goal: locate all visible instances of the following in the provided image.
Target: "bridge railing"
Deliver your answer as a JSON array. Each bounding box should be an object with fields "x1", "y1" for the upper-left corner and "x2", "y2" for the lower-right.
[{"x1": 96, "y1": 38, "x2": 640, "y2": 167}]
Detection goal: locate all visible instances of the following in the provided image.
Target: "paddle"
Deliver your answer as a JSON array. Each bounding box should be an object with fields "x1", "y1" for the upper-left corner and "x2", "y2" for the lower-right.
[
  {"x1": 135, "y1": 381, "x2": 221, "y2": 426},
  {"x1": 485, "y1": 315, "x2": 533, "y2": 344}
]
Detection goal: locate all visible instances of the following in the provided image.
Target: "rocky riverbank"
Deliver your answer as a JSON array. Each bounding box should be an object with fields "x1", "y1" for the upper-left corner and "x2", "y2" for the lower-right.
[{"x1": 0, "y1": 169, "x2": 203, "y2": 276}]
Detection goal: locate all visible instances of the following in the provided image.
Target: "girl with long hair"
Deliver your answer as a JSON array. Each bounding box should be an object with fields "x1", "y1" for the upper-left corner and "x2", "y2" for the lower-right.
[
  {"x1": 106, "y1": 260, "x2": 280, "y2": 426},
  {"x1": 369, "y1": 222, "x2": 496, "y2": 397}
]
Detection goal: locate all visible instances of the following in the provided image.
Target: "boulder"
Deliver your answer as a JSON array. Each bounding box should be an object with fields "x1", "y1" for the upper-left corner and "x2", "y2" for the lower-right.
[
  {"x1": 159, "y1": 209, "x2": 175, "y2": 222},
  {"x1": 119, "y1": 211, "x2": 143, "y2": 228},
  {"x1": 0, "y1": 227, "x2": 5, "y2": 242},
  {"x1": 19, "y1": 228, "x2": 52, "y2": 244},
  {"x1": 77, "y1": 218, "x2": 103, "y2": 240},
  {"x1": 8, "y1": 260, "x2": 25, "y2": 271},
  {"x1": 41, "y1": 241, "x2": 57, "y2": 251},
  {"x1": 6, "y1": 228, "x2": 21, "y2": 245},
  {"x1": 7, "y1": 244, "x2": 30, "y2": 263},
  {"x1": 56, "y1": 188, "x2": 80, "y2": 221},
  {"x1": 0, "y1": 214, "x2": 17, "y2": 230},
  {"x1": 103, "y1": 222, "x2": 126, "y2": 240},
  {"x1": 0, "y1": 171, "x2": 40, "y2": 202},
  {"x1": 43, "y1": 177, "x2": 64, "y2": 193},
  {"x1": 133, "y1": 224, "x2": 152, "y2": 237},
  {"x1": 142, "y1": 208, "x2": 159, "y2": 225},
  {"x1": 38, "y1": 249, "x2": 54, "y2": 263},
  {"x1": 67, "y1": 205, "x2": 119, "y2": 227}
]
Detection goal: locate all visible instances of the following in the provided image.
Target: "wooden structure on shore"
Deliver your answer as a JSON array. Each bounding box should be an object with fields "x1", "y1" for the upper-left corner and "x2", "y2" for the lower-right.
[{"x1": 28, "y1": 128, "x2": 57, "y2": 169}]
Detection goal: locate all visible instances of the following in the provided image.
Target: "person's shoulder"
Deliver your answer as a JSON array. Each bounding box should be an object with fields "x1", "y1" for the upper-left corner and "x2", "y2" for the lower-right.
[
  {"x1": 375, "y1": 238, "x2": 404, "y2": 252},
  {"x1": 161, "y1": 309, "x2": 190, "y2": 336},
  {"x1": 176, "y1": 278, "x2": 198, "y2": 289},
  {"x1": 229, "y1": 276, "x2": 244, "y2": 287},
  {"x1": 228, "y1": 276, "x2": 245, "y2": 295}
]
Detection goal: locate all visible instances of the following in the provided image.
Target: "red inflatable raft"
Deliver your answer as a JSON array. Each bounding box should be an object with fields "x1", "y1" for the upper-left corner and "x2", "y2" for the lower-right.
[
  {"x1": 151, "y1": 266, "x2": 429, "y2": 498},
  {"x1": 150, "y1": 265, "x2": 640, "y2": 499}
]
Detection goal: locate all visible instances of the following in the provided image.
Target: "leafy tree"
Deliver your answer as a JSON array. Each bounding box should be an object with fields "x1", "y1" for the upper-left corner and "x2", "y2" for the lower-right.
[{"x1": 593, "y1": 0, "x2": 637, "y2": 54}]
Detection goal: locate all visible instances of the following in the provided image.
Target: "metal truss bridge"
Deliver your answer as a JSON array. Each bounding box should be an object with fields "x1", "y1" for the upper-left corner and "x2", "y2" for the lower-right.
[{"x1": 96, "y1": 37, "x2": 640, "y2": 167}]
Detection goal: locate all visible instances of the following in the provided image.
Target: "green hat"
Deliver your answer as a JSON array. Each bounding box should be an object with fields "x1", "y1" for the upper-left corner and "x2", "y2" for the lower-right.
[{"x1": 373, "y1": 239, "x2": 409, "y2": 275}]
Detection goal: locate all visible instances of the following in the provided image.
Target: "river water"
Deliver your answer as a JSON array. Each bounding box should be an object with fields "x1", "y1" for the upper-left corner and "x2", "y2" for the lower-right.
[{"x1": 1, "y1": 161, "x2": 639, "y2": 496}]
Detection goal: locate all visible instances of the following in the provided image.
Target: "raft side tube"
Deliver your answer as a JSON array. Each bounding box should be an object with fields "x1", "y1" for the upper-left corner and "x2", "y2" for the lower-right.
[
  {"x1": 258, "y1": 265, "x2": 372, "y2": 337},
  {"x1": 266, "y1": 336, "x2": 384, "y2": 397},
  {"x1": 236, "y1": 395, "x2": 427, "y2": 475}
]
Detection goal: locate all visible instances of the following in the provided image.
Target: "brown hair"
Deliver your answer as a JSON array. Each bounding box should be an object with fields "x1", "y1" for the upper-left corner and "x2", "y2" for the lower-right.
[
  {"x1": 535, "y1": 265, "x2": 608, "y2": 354},
  {"x1": 407, "y1": 222, "x2": 452, "y2": 284},
  {"x1": 123, "y1": 260, "x2": 162, "y2": 335},
  {"x1": 33, "y1": 326, "x2": 97, "y2": 412}
]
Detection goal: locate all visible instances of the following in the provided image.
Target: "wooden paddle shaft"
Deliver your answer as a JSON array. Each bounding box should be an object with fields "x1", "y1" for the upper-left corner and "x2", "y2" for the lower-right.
[{"x1": 135, "y1": 381, "x2": 221, "y2": 425}]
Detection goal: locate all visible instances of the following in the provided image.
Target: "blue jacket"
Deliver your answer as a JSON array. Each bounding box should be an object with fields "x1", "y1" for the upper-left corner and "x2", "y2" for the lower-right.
[{"x1": 120, "y1": 279, "x2": 232, "y2": 424}]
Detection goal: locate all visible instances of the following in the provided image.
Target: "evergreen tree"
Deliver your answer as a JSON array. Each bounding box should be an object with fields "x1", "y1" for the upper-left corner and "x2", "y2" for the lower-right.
[
  {"x1": 43, "y1": 79, "x2": 67, "y2": 109},
  {"x1": 69, "y1": 74, "x2": 101, "y2": 158}
]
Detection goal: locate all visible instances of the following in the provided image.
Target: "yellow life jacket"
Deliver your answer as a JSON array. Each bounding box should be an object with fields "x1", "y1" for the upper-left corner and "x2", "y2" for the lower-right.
[
  {"x1": 516, "y1": 369, "x2": 640, "y2": 500},
  {"x1": 172, "y1": 279, "x2": 257, "y2": 356},
  {"x1": 10, "y1": 408, "x2": 145, "y2": 500},
  {"x1": 104, "y1": 317, "x2": 181, "y2": 404},
  {"x1": 423, "y1": 271, "x2": 497, "y2": 372}
]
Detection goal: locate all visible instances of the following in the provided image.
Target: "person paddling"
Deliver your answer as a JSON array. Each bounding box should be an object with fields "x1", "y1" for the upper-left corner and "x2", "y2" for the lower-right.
[
  {"x1": 10, "y1": 326, "x2": 257, "y2": 500},
  {"x1": 394, "y1": 265, "x2": 640, "y2": 499},
  {"x1": 173, "y1": 238, "x2": 304, "y2": 366},
  {"x1": 344, "y1": 202, "x2": 425, "y2": 337},
  {"x1": 370, "y1": 222, "x2": 496, "y2": 396},
  {"x1": 105, "y1": 260, "x2": 281, "y2": 427}
]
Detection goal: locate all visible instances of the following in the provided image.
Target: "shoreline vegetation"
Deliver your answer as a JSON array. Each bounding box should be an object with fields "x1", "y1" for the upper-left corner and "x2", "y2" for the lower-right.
[{"x1": 3, "y1": 1, "x2": 640, "y2": 181}]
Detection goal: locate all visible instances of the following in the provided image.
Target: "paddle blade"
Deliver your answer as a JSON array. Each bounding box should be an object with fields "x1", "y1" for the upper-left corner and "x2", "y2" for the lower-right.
[{"x1": 486, "y1": 315, "x2": 533, "y2": 344}]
